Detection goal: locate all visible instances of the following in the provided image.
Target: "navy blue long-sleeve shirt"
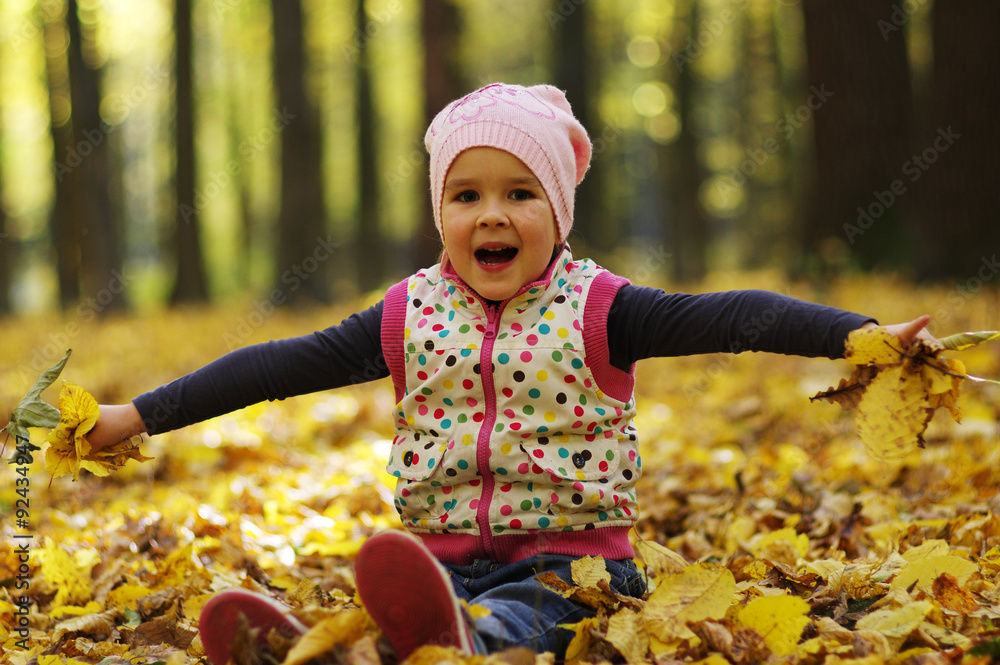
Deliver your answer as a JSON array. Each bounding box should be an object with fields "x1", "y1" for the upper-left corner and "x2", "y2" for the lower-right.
[{"x1": 133, "y1": 286, "x2": 873, "y2": 435}]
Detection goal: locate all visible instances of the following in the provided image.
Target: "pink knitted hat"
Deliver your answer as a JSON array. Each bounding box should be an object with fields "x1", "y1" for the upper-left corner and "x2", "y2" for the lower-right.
[{"x1": 425, "y1": 83, "x2": 592, "y2": 242}]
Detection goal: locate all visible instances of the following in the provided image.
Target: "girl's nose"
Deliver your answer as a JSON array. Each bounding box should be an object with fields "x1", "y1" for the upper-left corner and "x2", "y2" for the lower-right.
[{"x1": 477, "y1": 200, "x2": 510, "y2": 228}]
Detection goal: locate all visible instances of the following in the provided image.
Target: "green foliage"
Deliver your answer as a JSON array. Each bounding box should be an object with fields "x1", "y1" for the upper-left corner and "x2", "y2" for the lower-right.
[{"x1": 3, "y1": 349, "x2": 71, "y2": 463}]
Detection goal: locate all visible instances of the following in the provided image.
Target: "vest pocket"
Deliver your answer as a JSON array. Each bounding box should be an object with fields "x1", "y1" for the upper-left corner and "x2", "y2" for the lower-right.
[
  {"x1": 518, "y1": 436, "x2": 621, "y2": 482},
  {"x1": 386, "y1": 434, "x2": 479, "y2": 483},
  {"x1": 517, "y1": 437, "x2": 629, "y2": 519},
  {"x1": 387, "y1": 435, "x2": 478, "y2": 527}
]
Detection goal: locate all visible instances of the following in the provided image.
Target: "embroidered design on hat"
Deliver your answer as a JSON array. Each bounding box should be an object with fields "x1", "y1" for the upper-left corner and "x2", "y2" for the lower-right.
[{"x1": 432, "y1": 84, "x2": 558, "y2": 135}]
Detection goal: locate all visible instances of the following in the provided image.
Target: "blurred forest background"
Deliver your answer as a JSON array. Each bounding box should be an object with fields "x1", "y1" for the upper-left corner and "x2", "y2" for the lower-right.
[{"x1": 0, "y1": 0, "x2": 998, "y2": 315}]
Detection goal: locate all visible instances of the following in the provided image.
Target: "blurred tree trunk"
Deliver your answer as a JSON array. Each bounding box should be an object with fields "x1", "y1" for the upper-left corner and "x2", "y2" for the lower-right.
[
  {"x1": 171, "y1": 0, "x2": 210, "y2": 303},
  {"x1": 42, "y1": 5, "x2": 80, "y2": 308},
  {"x1": 0, "y1": 129, "x2": 9, "y2": 313},
  {"x1": 44, "y1": 0, "x2": 125, "y2": 310},
  {"x1": 740, "y1": 0, "x2": 790, "y2": 270},
  {"x1": 223, "y1": 33, "x2": 255, "y2": 287},
  {"x1": 65, "y1": 0, "x2": 123, "y2": 308},
  {"x1": 552, "y1": 0, "x2": 604, "y2": 259},
  {"x1": 669, "y1": 0, "x2": 707, "y2": 282},
  {"x1": 800, "y1": 0, "x2": 913, "y2": 275},
  {"x1": 271, "y1": 0, "x2": 330, "y2": 304},
  {"x1": 914, "y1": 1, "x2": 1000, "y2": 280},
  {"x1": 418, "y1": 0, "x2": 463, "y2": 269},
  {"x1": 354, "y1": 0, "x2": 384, "y2": 292}
]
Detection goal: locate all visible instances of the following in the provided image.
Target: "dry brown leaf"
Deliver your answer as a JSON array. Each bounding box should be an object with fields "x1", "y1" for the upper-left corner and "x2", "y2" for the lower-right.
[
  {"x1": 51, "y1": 610, "x2": 121, "y2": 644},
  {"x1": 931, "y1": 573, "x2": 980, "y2": 614}
]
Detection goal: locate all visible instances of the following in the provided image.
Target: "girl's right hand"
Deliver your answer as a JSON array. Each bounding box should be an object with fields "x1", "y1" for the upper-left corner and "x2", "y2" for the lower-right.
[{"x1": 88, "y1": 403, "x2": 146, "y2": 452}]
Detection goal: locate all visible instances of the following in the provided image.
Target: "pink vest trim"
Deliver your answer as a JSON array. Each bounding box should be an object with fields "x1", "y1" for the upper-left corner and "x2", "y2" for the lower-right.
[
  {"x1": 583, "y1": 271, "x2": 635, "y2": 403},
  {"x1": 382, "y1": 278, "x2": 409, "y2": 403},
  {"x1": 416, "y1": 527, "x2": 635, "y2": 565},
  {"x1": 385, "y1": 260, "x2": 635, "y2": 405}
]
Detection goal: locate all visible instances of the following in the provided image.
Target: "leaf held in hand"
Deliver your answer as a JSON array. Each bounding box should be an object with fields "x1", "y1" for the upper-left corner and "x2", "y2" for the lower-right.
[
  {"x1": 811, "y1": 326, "x2": 983, "y2": 461},
  {"x1": 845, "y1": 326, "x2": 901, "y2": 366},
  {"x1": 939, "y1": 330, "x2": 1000, "y2": 351},
  {"x1": 44, "y1": 381, "x2": 152, "y2": 481},
  {"x1": 4, "y1": 349, "x2": 72, "y2": 462}
]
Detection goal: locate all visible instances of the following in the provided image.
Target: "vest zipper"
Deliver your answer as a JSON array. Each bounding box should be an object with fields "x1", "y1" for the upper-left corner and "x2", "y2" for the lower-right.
[{"x1": 474, "y1": 303, "x2": 503, "y2": 559}]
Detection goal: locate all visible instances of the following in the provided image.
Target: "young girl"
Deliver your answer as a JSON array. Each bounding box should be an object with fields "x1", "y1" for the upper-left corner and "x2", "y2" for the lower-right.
[{"x1": 90, "y1": 83, "x2": 937, "y2": 663}]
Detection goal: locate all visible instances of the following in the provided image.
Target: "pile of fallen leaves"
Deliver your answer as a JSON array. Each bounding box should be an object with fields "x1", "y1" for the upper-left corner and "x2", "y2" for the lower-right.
[{"x1": 1, "y1": 274, "x2": 999, "y2": 665}]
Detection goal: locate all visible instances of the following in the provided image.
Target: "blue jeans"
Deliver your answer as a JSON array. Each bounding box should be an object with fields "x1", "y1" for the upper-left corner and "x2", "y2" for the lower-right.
[{"x1": 441, "y1": 555, "x2": 647, "y2": 657}]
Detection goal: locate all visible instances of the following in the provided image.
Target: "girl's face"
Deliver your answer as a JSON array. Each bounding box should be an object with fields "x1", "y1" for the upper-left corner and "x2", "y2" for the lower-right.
[{"x1": 441, "y1": 147, "x2": 558, "y2": 301}]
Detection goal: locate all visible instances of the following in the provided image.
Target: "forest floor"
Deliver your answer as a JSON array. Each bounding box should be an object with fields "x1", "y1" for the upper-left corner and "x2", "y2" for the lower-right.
[{"x1": 2, "y1": 272, "x2": 1000, "y2": 665}]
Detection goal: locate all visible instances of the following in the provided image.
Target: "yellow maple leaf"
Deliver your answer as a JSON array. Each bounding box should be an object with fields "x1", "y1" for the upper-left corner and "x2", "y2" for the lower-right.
[
  {"x1": 571, "y1": 555, "x2": 611, "y2": 588},
  {"x1": 44, "y1": 381, "x2": 152, "y2": 481},
  {"x1": 749, "y1": 527, "x2": 810, "y2": 565},
  {"x1": 901, "y1": 539, "x2": 950, "y2": 563},
  {"x1": 635, "y1": 539, "x2": 688, "y2": 579},
  {"x1": 889, "y1": 555, "x2": 978, "y2": 591},
  {"x1": 283, "y1": 611, "x2": 370, "y2": 665},
  {"x1": 854, "y1": 601, "x2": 932, "y2": 649},
  {"x1": 50, "y1": 601, "x2": 103, "y2": 619},
  {"x1": 106, "y1": 584, "x2": 155, "y2": 611},
  {"x1": 845, "y1": 326, "x2": 902, "y2": 365},
  {"x1": 737, "y1": 594, "x2": 810, "y2": 657},
  {"x1": 855, "y1": 364, "x2": 929, "y2": 461},
  {"x1": 45, "y1": 382, "x2": 100, "y2": 480},
  {"x1": 38, "y1": 656, "x2": 93, "y2": 665},
  {"x1": 811, "y1": 326, "x2": 974, "y2": 461},
  {"x1": 606, "y1": 609, "x2": 649, "y2": 663},
  {"x1": 562, "y1": 616, "x2": 600, "y2": 662},
  {"x1": 32, "y1": 540, "x2": 99, "y2": 608},
  {"x1": 643, "y1": 563, "x2": 736, "y2": 643}
]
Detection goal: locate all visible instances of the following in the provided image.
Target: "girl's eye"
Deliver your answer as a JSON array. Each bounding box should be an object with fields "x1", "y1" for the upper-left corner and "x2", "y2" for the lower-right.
[
  {"x1": 510, "y1": 189, "x2": 534, "y2": 201},
  {"x1": 456, "y1": 190, "x2": 479, "y2": 203}
]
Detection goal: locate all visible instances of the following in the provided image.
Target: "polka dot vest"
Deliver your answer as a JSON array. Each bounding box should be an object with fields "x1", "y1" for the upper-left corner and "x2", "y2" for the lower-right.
[{"x1": 382, "y1": 248, "x2": 641, "y2": 553}]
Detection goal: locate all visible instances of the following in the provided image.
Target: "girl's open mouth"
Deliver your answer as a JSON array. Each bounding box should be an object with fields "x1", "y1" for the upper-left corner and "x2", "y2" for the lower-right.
[{"x1": 475, "y1": 247, "x2": 519, "y2": 266}]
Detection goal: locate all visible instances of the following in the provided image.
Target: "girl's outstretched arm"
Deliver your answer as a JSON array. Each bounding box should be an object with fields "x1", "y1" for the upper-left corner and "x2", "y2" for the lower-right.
[{"x1": 87, "y1": 301, "x2": 386, "y2": 451}]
